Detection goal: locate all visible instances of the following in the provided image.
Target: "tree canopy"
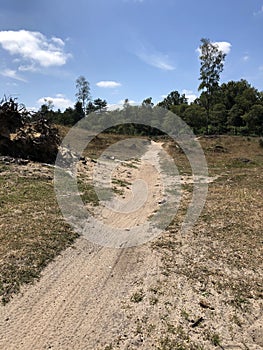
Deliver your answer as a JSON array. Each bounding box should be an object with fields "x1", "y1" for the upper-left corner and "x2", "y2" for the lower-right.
[
  {"x1": 197, "y1": 38, "x2": 227, "y2": 132},
  {"x1": 8, "y1": 38, "x2": 262, "y2": 136}
]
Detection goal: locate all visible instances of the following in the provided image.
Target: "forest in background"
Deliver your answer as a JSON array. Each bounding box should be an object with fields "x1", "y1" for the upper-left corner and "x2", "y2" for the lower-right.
[
  {"x1": 35, "y1": 77, "x2": 263, "y2": 136},
  {"x1": 2, "y1": 38, "x2": 263, "y2": 136}
]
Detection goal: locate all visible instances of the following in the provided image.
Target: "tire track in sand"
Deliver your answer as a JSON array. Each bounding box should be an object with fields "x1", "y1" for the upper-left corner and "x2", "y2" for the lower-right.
[{"x1": 0, "y1": 141, "x2": 164, "y2": 350}]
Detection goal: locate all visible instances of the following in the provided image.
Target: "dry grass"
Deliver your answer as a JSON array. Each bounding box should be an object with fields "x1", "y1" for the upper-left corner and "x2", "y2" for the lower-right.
[
  {"x1": 150, "y1": 135, "x2": 263, "y2": 349},
  {"x1": 0, "y1": 132, "x2": 149, "y2": 304},
  {"x1": 0, "y1": 162, "x2": 80, "y2": 303},
  {"x1": 0, "y1": 134, "x2": 262, "y2": 348}
]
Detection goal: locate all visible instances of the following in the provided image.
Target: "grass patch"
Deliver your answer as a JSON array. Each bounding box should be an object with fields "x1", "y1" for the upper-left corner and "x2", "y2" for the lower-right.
[
  {"x1": 82, "y1": 133, "x2": 150, "y2": 160},
  {"x1": 0, "y1": 162, "x2": 79, "y2": 304},
  {"x1": 3, "y1": 134, "x2": 256, "y2": 348},
  {"x1": 112, "y1": 178, "x2": 131, "y2": 188},
  {"x1": 122, "y1": 162, "x2": 138, "y2": 169},
  {"x1": 77, "y1": 179, "x2": 100, "y2": 205}
]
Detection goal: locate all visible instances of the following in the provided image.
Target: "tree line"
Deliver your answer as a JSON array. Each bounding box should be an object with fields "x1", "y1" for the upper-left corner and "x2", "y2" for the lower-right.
[{"x1": 36, "y1": 38, "x2": 263, "y2": 135}]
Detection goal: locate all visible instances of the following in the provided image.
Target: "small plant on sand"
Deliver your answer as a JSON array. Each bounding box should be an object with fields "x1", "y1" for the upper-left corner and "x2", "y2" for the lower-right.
[
  {"x1": 211, "y1": 333, "x2": 221, "y2": 346},
  {"x1": 149, "y1": 295, "x2": 158, "y2": 305},
  {"x1": 104, "y1": 345, "x2": 113, "y2": 350},
  {"x1": 130, "y1": 289, "x2": 145, "y2": 303}
]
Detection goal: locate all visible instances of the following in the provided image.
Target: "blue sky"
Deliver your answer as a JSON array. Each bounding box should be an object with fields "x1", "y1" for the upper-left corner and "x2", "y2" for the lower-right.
[{"x1": 0, "y1": 0, "x2": 263, "y2": 111}]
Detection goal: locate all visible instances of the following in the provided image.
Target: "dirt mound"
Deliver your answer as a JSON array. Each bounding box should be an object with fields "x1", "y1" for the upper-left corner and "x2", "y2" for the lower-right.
[{"x1": 0, "y1": 97, "x2": 60, "y2": 163}]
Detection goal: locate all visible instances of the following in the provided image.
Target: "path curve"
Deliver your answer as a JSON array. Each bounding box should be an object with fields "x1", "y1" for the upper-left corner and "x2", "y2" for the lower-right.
[{"x1": 0, "y1": 141, "x2": 164, "y2": 350}]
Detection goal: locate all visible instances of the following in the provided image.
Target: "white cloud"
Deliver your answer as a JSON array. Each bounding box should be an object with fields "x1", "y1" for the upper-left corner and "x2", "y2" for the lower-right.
[
  {"x1": 196, "y1": 41, "x2": 232, "y2": 55},
  {"x1": 138, "y1": 52, "x2": 175, "y2": 71},
  {"x1": 18, "y1": 64, "x2": 38, "y2": 72},
  {"x1": 26, "y1": 106, "x2": 38, "y2": 112},
  {"x1": 215, "y1": 41, "x2": 232, "y2": 55},
  {"x1": 107, "y1": 99, "x2": 138, "y2": 111},
  {"x1": 96, "y1": 81, "x2": 122, "y2": 88},
  {"x1": 181, "y1": 89, "x2": 198, "y2": 103},
  {"x1": 0, "y1": 68, "x2": 27, "y2": 82},
  {"x1": 107, "y1": 103, "x2": 122, "y2": 111},
  {"x1": 135, "y1": 44, "x2": 175, "y2": 71},
  {"x1": 37, "y1": 94, "x2": 74, "y2": 111},
  {"x1": 51, "y1": 37, "x2": 65, "y2": 46},
  {"x1": 0, "y1": 30, "x2": 71, "y2": 69},
  {"x1": 118, "y1": 99, "x2": 137, "y2": 105}
]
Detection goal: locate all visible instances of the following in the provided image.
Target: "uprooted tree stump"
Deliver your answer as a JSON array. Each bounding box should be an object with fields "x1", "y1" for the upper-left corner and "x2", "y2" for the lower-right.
[{"x1": 0, "y1": 97, "x2": 60, "y2": 164}]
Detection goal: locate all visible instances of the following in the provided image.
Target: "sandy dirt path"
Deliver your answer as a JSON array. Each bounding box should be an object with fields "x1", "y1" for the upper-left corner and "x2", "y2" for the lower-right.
[
  {"x1": 1, "y1": 140, "x2": 261, "y2": 350},
  {"x1": 0, "y1": 141, "x2": 165, "y2": 350},
  {"x1": 0, "y1": 239, "x2": 162, "y2": 350}
]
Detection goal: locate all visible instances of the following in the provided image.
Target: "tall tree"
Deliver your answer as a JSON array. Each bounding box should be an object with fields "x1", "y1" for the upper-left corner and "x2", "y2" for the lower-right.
[
  {"x1": 86, "y1": 102, "x2": 96, "y2": 115},
  {"x1": 75, "y1": 76, "x2": 91, "y2": 113},
  {"x1": 72, "y1": 101, "x2": 85, "y2": 123},
  {"x1": 93, "y1": 98, "x2": 107, "y2": 113},
  {"x1": 158, "y1": 91, "x2": 188, "y2": 110},
  {"x1": 198, "y1": 38, "x2": 227, "y2": 132}
]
